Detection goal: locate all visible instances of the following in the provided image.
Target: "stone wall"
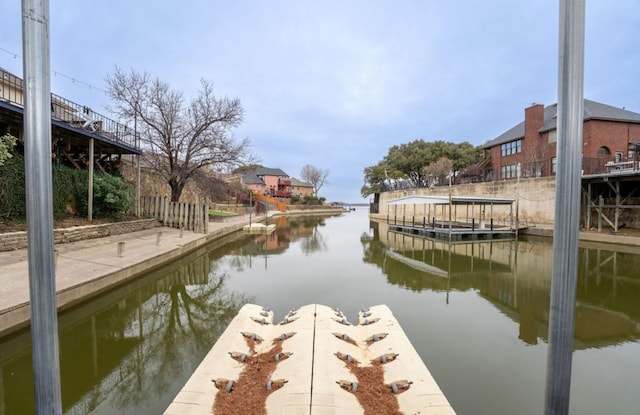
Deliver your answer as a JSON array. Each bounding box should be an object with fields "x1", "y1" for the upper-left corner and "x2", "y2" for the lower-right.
[
  {"x1": 378, "y1": 176, "x2": 557, "y2": 225},
  {"x1": 0, "y1": 219, "x2": 159, "y2": 251}
]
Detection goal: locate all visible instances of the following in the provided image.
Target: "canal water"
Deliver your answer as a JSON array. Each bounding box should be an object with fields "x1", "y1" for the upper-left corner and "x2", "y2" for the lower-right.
[{"x1": 1, "y1": 209, "x2": 639, "y2": 414}]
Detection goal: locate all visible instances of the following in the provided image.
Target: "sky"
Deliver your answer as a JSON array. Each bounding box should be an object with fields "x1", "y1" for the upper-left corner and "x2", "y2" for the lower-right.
[{"x1": 2, "y1": 1, "x2": 639, "y2": 203}]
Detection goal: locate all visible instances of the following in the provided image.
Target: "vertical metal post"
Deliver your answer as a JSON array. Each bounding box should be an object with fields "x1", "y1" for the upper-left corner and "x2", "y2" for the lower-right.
[
  {"x1": 545, "y1": 0, "x2": 585, "y2": 414},
  {"x1": 585, "y1": 182, "x2": 591, "y2": 229},
  {"x1": 22, "y1": 0, "x2": 63, "y2": 413},
  {"x1": 516, "y1": 162, "x2": 521, "y2": 236},
  {"x1": 135, "y1": 116, "x2": 141, "y2": 217},
  {"x1": 88, "y1": 138, "x2": 94, "y2": 221}
]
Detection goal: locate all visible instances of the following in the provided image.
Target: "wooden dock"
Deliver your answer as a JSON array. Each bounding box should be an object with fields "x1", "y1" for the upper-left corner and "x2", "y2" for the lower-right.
[
  {"x1": 165, "y1": 304, "x2": 455, "y2": 414},
  {"x1": 386, "y1": 195, "x2": 521, "y2": 241}
]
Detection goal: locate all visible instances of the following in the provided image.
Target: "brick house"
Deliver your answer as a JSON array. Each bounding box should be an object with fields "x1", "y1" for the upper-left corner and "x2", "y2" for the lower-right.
[
  {"x1": 290, "y1": 177, "x2": 314, "y2": 197},
  {"x1": 480, "y1": 100, "x2": 640, "y2": 180},
  {"x1": 241, "y1": 167, "x2": 292, "y2": 197}
]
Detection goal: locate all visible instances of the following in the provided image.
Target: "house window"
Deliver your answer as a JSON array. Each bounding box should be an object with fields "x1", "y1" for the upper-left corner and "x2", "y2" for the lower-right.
[
  {"x1": 548, "y1": 130, "x2": 557, "y2": 143},
  {"x1": 500, "y1": 163, "x2": 520, "y2": 179},
  {"x1": 501, "y1": 139, "x2": 522, "y2": 156},
  {"x1": 551, "y1": 157, "x2": 557, "y2": 174},
  {"x1": 597, "y1": 146, "x2": 611, "y2": 156}
]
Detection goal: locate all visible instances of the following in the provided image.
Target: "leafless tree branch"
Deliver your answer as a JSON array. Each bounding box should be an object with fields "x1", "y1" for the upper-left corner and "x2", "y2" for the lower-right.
[{"x1": 106, "y1": 68, "x2": 251, "y2": 201}]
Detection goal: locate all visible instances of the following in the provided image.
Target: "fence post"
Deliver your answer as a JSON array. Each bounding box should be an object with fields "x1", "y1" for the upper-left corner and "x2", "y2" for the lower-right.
[
  {"x1": 204, "y1": 203, "x2": 209, "y2": 234},
  {"x1": 187, "y1": 203, "x2": 192, "y2": 231},
  {"x1": 163, "y1": 197, "x2": 169, "y2": 225}
]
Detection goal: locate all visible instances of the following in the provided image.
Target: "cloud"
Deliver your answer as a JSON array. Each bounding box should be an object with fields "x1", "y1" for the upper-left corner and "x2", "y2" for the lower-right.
[{"x1": 3, "y1": 0, "x2": 640, "y2": 202}]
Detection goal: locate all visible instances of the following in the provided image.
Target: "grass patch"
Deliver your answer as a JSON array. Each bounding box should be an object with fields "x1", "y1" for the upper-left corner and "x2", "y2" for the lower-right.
[{"x1": 209, "y1": 209, "x2": 237, "y2": 217}]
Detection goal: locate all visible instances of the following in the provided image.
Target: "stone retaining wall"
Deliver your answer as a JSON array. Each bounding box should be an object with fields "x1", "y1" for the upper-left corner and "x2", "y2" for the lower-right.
[
  {"x1": 378, "y1": 177, "x2": 557, "y2": 225},
  {"x1": 0, "y1": 219, "x2": 159, "y2": 252}
]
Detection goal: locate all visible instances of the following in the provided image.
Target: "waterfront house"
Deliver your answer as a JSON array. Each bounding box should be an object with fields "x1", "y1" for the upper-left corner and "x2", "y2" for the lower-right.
[
  {"x1": 290, "y1": 177, "x2": 313, "y2": 197},
  {"x1": 480, "y1": 100, "x2": 640, "y2": 181},
  {"x1": 241, "y1": 167, "x2": 292, "y2": 198}
]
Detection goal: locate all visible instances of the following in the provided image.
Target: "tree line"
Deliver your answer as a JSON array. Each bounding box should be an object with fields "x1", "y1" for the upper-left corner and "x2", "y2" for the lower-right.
[{"x1": 361, "y1": 139, "x2": 481, "y2": 198}]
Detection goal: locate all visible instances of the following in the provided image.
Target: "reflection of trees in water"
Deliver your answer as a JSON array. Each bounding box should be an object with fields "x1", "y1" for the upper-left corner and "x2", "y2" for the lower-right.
[
  {"x1": 362, "y1": 224, "x2": 640, "y2": 349},
  {"x1": 223, "y1": 216, "x2": 331, "y2": 269},
  {"x1": 107, "y1": 270, "x2": 252, "y2": 413},
  {"x1": 0, "y1": 251, "x2": 253, "y2": 415},
  {"x1": 48, "y1": 250, "x2": 255, "y2": 415},
  {"x1": 299, "y1": 225, "x2": 327, "y2": 255}
]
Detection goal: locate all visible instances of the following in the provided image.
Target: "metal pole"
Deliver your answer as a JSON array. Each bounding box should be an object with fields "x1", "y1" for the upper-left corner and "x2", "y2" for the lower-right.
[
  {"x1": 516, "y1": 162, "x2": 521, "y2": 237},
  {"x1": 545, "y1": 0, "x2": 585, "y2": 414},
  {"x1": 135, "y1": 116, "x2": 141, "y2": 217},
  {"x1": 21, "y1": 0, "x2": 62, "y2": 413},
  {"x1": 88, "y1": 138, "x2": 94, "y2": 221}
]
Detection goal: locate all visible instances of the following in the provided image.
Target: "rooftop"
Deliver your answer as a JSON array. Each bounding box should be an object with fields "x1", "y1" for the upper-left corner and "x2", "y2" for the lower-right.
[{"x1": 482, "y1": 99, "x2": 640, "y2": 149}]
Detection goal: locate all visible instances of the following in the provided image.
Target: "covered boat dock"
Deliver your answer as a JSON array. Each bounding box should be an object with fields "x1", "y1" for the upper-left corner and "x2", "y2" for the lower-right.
[{"x1": 386, "y1": 195, "x2": 518, "y2": 241}]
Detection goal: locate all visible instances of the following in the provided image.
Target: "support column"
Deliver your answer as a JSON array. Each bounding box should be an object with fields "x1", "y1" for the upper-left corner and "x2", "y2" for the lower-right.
[
  {"x1": 545, "y1": 0, "x2": 585, "y2": 412},
  {"x1": 614, "y1": 181, "x2": 620, "y2": 232},
  {"x1": 88, "y1": 138, "x2": 94, "y2": 221},
  {"x1": 22, "y1": 0, "x2": 63, "y2": 412}
]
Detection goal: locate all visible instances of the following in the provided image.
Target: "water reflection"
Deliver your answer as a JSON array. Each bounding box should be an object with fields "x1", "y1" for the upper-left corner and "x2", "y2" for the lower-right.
[
  {"x1": 226, "y1": 216, "x2": 332, "y2": 271},
  {"x1": 2, "y1": 211, "x2": 638, "y2": 415},
  {"x1": 365, "y1": 220, "x2": 640, "y2": 349},
  {"x1": 0, "y1": 242, "x2": 252, "y2": 415}
]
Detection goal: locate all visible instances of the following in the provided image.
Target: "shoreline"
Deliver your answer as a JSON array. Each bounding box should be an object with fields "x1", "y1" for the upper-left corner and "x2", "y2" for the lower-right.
[{"x1": 0, "y1": 208, "x2": 345, "y2": 337}]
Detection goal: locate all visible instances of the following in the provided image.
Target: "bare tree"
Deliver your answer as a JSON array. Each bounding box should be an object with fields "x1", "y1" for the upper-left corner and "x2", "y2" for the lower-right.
[
  {"x1": 300, "y1": 164, "x2": 329, "y2": 196},
  {"x1": 521, "y1": 138, "x2": 552, "y2": 178},
  {"x1": 107, "y1": 67, "x2": 251, "y2": 202},
  {"x1": 423, "y1": 157, "x2": 453, "y2": 187}
]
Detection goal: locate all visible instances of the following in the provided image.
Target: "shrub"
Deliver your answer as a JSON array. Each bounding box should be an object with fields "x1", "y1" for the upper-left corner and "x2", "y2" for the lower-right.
[
  {"x1": 92, "y1": 173, "x2": 134, "y2": 217},
  {"x1": 0, "y1": 156, "x2": 132, "y2": 220},
  {"x1": 0, "y1": 154, "x2": 26, "y2": 219},
  {"x1": 0, "y1": 134, "x2": 17, "y2": 167}
]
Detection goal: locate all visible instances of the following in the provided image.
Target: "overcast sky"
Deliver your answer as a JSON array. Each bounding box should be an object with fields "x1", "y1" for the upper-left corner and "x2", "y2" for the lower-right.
[{"x1": 2, "y1": 1, "x2": 639, "y2": 202}]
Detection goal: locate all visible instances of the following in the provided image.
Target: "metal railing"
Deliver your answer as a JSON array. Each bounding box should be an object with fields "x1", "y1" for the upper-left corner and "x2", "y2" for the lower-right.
[
  {"x1": 379, "y1": 156, "x2": 640, "y2": 192},
  {"x1": 1, "y1": 68, "x2": 139, "y2": 149}
]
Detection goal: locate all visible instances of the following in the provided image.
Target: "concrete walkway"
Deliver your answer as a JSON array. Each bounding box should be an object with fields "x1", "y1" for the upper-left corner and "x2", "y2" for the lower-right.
[{"x1": 0, "y1": 214, "x2": 254, "y2": 336}]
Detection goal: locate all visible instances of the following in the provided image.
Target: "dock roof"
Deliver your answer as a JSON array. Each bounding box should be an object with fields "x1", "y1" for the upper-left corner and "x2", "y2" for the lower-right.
[{"x1": 388, "y1": 195, "x2": 514, "y2": 205}]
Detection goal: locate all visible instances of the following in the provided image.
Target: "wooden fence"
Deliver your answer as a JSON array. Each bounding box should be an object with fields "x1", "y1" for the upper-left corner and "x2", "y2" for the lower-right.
[{"x1": 141, "y1": 196, "x2": 209, "y2": 234}]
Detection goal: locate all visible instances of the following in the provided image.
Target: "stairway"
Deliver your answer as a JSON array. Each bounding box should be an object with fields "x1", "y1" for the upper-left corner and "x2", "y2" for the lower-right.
[{"x1": 253, "y1": 192, "x2": 287, "y2": 212}]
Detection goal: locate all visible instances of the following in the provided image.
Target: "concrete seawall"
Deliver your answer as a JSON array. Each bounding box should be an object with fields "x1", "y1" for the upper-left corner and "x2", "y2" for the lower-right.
[{"x1": 377, "y1": 177, "x2": 557, "y2": 225}]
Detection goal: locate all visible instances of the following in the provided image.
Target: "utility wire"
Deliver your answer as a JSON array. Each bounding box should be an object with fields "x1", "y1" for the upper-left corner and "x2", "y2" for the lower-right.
[{"x1": 1, "y1": 46, "x2": 108, "y2": 94}]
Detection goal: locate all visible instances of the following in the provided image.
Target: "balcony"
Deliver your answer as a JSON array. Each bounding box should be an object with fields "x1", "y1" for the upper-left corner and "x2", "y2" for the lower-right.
[{"x1": 1, "y1": 68, "x2": 139, "y2": 151}]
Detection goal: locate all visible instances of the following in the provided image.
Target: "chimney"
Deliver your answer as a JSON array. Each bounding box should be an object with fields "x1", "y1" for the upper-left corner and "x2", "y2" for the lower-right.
[{"x1": 524, "y1": 103, "x2": 545, "y2": 142}]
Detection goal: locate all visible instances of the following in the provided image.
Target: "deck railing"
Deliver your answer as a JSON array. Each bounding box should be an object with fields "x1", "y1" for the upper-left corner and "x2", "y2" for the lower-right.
[{"x1": 1, "y1": 68, "x2": 139, "y2": 150}]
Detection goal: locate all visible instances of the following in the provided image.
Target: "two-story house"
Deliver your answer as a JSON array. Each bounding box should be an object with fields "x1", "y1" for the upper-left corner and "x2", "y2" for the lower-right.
[
  {"x1": 481, "y1": 99, "x2": 640, "y2": 180},
  {"x1": 241, "y1": 167, "x2": 292, "y2": 198}
]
